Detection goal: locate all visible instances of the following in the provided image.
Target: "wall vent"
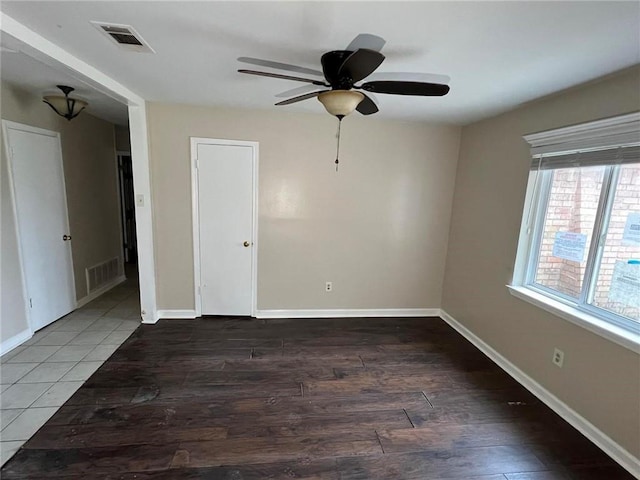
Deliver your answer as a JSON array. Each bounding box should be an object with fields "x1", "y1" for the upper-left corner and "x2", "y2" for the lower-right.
[
  {"x1": 91, "y1": 22, "x2": 154, "y2": 53},
  {"x1": 86, "y1": 257, "x2": 120, "y2": 294}
]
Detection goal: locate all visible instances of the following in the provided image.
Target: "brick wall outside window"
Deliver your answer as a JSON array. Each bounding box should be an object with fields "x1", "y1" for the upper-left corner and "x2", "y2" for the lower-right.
[{"x1": 535, "y1": 164, "x2": 640, "y2": 321}]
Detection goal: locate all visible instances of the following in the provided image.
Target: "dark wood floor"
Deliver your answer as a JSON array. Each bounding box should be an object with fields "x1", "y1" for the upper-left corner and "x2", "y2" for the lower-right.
[{"x1": 1, "y1": 317, "x2": 632, "y2": 479}]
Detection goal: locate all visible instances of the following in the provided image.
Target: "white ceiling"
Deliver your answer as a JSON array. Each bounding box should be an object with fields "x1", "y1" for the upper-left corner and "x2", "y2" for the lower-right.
[{"x1": 1, "y1": 1, "x2": 638, "y2": 125}]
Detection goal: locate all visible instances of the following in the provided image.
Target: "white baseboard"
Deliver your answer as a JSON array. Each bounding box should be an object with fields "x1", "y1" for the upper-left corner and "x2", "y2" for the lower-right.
[
  {"x1": 0, "y1": 329, "x2": 32, "y2": 357},
  {"x1": 76, "y1": 274, "x2": 127, "y2": 309},
  {"x1": 255, "y1": 308, "x2": 440, "y2": 319},
  {"x1": 152, "y1": 308, "x2": 439, "y2": 322},
  {"x1": 156, "y1": 309, "x2": 198, "y2": 320},
  {"x1": 438, "y1": 309, "x2": 640, "y2": 478}
]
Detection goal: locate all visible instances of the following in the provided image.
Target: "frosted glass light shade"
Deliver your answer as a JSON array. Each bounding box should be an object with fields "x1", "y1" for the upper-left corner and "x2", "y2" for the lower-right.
[
  {"x1": 317, "y1": 90, "x2": 364, "y2": 117},
  {"x1": 43, "y1": 92, "x2": 88, "y2": 120},
  {"x1": 43, "y1": 96, "x2": 88, "y2": 116}
]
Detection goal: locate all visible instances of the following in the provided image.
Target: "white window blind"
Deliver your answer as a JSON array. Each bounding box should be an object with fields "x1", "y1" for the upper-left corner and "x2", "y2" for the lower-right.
[
  {"x1": 524, "y1": 112, "x2": 640, "y2": 158},
  {"x1": 530, "y1": 145, "x2": 640, "y2": 170}
]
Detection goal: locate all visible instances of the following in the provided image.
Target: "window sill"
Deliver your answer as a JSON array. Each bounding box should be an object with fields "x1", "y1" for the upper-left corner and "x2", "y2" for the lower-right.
[{"x1": 507, "y1": 285, "x2": 640, "y2": 353}]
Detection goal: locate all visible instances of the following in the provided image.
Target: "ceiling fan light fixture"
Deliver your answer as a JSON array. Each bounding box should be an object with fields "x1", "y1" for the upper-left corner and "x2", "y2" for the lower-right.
[
  {"x1": 43, "y1": 85, "x2": 88, "y2": 121},
  {"x1": 317, "y1": 90, "x2": 364, "y2": 118}
]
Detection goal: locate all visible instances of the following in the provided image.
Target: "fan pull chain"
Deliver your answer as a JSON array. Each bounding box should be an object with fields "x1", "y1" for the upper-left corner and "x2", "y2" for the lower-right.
[{"x1": 335, "y1": 117, "x2": 342, "y2": 172}]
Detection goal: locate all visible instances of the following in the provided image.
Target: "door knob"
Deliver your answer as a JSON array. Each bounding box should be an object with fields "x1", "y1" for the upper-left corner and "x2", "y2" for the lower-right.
[
  {"x1": 63, "y1": 234, "x2": 72, "y2": 241},
  {"x1": 243, "y1": 241, "x2": 250, "y2": 247}
]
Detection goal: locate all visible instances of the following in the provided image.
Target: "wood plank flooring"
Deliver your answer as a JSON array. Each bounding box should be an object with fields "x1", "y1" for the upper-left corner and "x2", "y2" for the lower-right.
[{"x1": 0, "y1": 317, "x2": 632, "y2": 479}]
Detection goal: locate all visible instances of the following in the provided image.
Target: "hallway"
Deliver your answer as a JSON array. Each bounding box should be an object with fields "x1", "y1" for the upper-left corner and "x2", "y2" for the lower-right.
[{"x1": 0, "y1": 275, "x2": 140, "y2": 465}]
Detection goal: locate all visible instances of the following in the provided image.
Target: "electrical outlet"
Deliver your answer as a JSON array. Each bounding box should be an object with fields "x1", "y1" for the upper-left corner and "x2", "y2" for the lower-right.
[
  {"x1": 552, "y1": 348, "x2": 564, "y2": 368},
  {"x1": 325, "y1": 281, "x2": 332, "y2": 292}
]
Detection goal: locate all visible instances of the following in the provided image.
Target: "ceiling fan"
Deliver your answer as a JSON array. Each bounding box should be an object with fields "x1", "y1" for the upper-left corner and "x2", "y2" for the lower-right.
[{"x1": 237, "y1": 34, "x2": 451, "y2": 168}]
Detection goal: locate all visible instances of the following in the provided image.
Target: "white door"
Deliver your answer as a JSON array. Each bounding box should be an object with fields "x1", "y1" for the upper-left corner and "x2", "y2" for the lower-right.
[
  {"x1": 5, "y1": 122, "x2": 76, "y2": 331},
  {"x1": 196, "y1": 142, "x2": 255, "y2": 315}
]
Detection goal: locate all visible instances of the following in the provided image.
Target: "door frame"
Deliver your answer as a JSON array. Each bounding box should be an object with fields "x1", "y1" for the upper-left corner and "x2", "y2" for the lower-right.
[
  {"x1": 2, "y1": 120, "x2": 77, "y2": 333},
  {"x1": 190, "y1": 137, "x2": 259, "y2": 318}
]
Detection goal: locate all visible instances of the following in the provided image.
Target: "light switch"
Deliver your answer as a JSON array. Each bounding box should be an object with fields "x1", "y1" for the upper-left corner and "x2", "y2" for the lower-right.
[{"x1": 136, "y1": 194, "x2": 145, "y2": 207}]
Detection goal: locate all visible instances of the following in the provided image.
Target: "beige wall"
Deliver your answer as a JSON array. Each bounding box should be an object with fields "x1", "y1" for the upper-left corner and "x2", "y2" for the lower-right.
[
  {"x1": 1, "y1": 81, "x2": 122, "y2": 346},
  {"x1": 442, "y1": 66, "x2": 640, "y2": 457},
  {"x1": 147, "y1": 103, "x2": 461, "y2": 310}
]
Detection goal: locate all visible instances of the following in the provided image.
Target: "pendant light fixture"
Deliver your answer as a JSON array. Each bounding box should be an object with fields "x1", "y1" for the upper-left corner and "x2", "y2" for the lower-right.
[
  {"x1": 317, "y1": 90, "x2": 364, "y2": 170},
  {"x1": 43, "y1": 85, "x2": 88, "y2": 121}
]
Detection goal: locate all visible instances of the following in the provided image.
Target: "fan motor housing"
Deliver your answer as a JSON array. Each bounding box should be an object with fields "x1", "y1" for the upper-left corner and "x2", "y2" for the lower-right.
[{"x1": 321, "y1": 50, "x2": 355, "y2": 89}]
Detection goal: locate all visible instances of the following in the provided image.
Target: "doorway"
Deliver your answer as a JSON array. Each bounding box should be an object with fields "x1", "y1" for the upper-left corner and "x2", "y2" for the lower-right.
[
  {"x1": 191, "y1": 138, "x2": 258, "y2": 317},
  {"x1": 117, "y1": 152, "x2": 137, "y2": 266},
  {"x1": 3, "y1": 121, "x2": 76, "y2": 331}
]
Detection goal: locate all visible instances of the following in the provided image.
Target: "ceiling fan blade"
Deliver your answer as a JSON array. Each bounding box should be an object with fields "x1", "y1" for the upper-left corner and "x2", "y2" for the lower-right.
[
  {"x1": 364, "y1": 71, "x2": 450, "y2": 85},
  {"x1": 338, "y1": 49, "x2": 385, "y2": 83},
  {"x1": 275, "y1": 91, "x2": 326, "y2": 106},
  {"x1": 275, "y1": 84, "x2": 319, "y2": 98},
  {"x1": 361, "y1": 81, "x2": 450, "y2": 96},
  {"x1": 356, "y1": 93, "x2": 379, "y2": 115},
  {"x1": 238, "y1": 57, "x2": 324, "y2": 77},
  {"x1": 346, "y1": 33, "x2": 386, "y2": 52},
  {"x1": 238, "y1": 69, "x2": 327, "y2": 86}
]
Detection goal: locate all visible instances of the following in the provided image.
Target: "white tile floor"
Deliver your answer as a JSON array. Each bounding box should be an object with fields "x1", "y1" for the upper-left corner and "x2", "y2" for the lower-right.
[{"x1": 0, "y1": 275, "x2": 140, "y2": 466}]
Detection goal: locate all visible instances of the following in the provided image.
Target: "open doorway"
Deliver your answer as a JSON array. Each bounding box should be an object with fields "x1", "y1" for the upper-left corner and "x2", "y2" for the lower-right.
[
  {"x1": 115, "y1": 123, "x2": 138, "y2": 283},
  {"x1": 1, "y1": 46, "x2": 141, "y2": 350},
  {"x1": 117, "y1": 152, "x2": 137, "y2": 267}
]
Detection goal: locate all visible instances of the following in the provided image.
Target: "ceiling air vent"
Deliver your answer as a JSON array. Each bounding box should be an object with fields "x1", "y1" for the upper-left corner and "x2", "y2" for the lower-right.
[{"x1": 91, "y1": 22, "x2": 154, "y2": 53}]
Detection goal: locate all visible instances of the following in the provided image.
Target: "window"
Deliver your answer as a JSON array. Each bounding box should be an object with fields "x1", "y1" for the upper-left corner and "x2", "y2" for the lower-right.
[{"x1": 511, "y1": 113, "x2": 640, "y2": 347}]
